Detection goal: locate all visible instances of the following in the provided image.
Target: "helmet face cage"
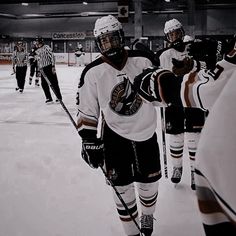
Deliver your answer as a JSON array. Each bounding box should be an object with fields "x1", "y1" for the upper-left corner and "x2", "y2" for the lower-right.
[
  {"x1": 166, "y1": 28, "x2": 184, "y2": 43},
  {"x1": 35, "y1": 37, "x2": 44, "y2": 47},
  {"x1": 96, "y1": 29, "x2": 124, "y2": 56}
]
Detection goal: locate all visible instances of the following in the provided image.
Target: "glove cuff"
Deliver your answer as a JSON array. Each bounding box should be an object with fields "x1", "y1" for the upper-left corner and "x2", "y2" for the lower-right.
[
  {"x1": 190, "y1": 60, "x2": 206, "y2": 73},
  {"x1": 78, "y1": 129, "x2": 97, "y2": 140}
]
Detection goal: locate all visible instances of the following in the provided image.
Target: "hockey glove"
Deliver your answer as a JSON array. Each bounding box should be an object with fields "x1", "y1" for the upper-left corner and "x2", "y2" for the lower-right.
[
  {"x1": 172, "y1": 57, "x2": 194, "y2": 76},
  {"x1": 133, "y1": 67, "x2": 161, "y2": 102},
  {"x1": 134, "y1": 67, "x2": 179, "y2": 105},
  {"x1": 187, "y1": 41, "x2": 206, "y2": 59},
  {"x1": 81, "y1": 138, "x2": 104, "y2": 169}
]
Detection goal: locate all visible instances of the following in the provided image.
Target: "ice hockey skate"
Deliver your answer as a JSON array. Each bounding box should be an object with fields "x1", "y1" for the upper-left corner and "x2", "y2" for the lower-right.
[
  {"x1": 171, "y1": 167, "x2": 183, "y2": 186},
  {"x1": 140, "y1": 214, "x2": 153, "y2": 236}
]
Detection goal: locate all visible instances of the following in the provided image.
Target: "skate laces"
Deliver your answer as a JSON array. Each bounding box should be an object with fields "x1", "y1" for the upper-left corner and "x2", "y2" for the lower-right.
[
  {"x1": 173, "y1": 167, "x2": 182, "y2": 178},
  {"x1": 140, "y1": 214, "x2": 155, "y2": 229}
]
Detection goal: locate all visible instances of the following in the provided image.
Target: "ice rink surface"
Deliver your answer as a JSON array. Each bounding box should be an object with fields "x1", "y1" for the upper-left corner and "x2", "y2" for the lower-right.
[{"x1": 0, "y1": 64, "x2": 205, "y2": 236}]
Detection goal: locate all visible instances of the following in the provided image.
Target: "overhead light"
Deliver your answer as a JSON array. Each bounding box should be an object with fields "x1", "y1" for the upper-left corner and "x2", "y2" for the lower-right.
[
  {"x1": 165, "y1": 0, "x2": 171, "y2": 2},
  {"x1": 21, "y1": 3, "x2": 29, "y2": 6},
  {"x1": 22, "y1": 14, "x2": 46, "y2": 17},
  {"x1": 0, "y1": 13, "x2": 16, "y2": 18},
  {"x1": 83, "y1": 2, "x2": 88, "y2": 5},
  {"x1": 80, "y1": 12, "x2": 89, "y2": 16}
]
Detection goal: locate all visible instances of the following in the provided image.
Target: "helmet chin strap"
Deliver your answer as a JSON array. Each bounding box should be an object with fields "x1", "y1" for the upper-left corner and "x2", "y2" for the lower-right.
[
  {"x1": 171, "y1": 38, "x2": 186, "y2": 52},
  {"x1": 103, "y1": 48, "x2": 127, "y2": 70},
  {"x1": 109, "y1": 47, "x2": 124, "y2": 59}
]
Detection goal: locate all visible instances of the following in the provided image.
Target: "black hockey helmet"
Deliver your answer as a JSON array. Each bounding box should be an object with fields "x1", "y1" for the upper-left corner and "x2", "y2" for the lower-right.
[{"x1": 35, "y1": 36, "x2": 44, "y2": 45}]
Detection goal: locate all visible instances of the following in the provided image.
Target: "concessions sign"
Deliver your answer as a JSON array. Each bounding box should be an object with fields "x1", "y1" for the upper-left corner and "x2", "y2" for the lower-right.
[{"x1": 52, "y1": 32, "x2": 86, "y2": 40}]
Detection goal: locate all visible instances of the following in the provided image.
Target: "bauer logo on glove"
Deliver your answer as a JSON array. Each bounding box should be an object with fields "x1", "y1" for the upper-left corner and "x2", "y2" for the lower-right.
[{"x1": 81, "y1": 139, "x2": 104, "y2": 169}]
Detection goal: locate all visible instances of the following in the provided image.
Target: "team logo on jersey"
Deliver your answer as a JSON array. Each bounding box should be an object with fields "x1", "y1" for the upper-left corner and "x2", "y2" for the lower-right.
[{"x1": 109, "y1": 77, "x2": 142, "y2": 116}]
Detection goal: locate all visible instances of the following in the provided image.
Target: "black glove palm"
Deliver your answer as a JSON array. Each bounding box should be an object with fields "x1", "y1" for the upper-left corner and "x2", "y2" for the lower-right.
[
  {"x1": 172, "y1": 57, "x2": 194, "y2": 76},
  {"x1": 82, "y1": 138, "x2": 104, "y2": 169}
]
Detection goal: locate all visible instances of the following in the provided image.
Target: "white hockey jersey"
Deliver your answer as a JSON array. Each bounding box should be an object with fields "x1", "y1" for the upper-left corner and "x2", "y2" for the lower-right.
[
  {"x1": 195, "y1": 67, "x2": 236, "y2": 229},
  {"x1": 182, "y1": 46, "x2": 236, "y2": 232},
  {"x1": 76, "y1": 50, "x2": 157, "y2": 141}
]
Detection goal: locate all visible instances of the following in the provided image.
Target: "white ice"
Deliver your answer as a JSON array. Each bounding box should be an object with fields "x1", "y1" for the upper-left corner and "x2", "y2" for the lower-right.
[{"x1": 0, "y1": 65, "x2": 205, "y2": 236}]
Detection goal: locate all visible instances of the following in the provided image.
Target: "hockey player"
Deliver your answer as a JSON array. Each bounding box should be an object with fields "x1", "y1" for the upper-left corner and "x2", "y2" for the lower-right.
[
  {"x1": 35, "y1": 37, "x2": 62, "y2": 104},
  {"x1": 74, "y1": 43, "x2": 85, "y2": 66},
  {"x1": 133, "y1": 38, "x2": 236, "y2": 236},
  {"x1": 190, "y1": 49, "x2": 236, "y2": 236},
  {"x1": 12, "y1": 41, "x2": 28, "y2": 93},
  {"x1": 159, "y1": 18, "x2": 207, "y2": 189},
  {"x1": 76, "y1": 15, "x2": 161, "y2": 236},
  {"x1": 28, "y1": 41, "x2": 40, "y2": 86}
]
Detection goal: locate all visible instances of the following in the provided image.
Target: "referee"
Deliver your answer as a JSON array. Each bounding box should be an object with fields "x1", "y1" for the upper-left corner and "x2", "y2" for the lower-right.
[
  {"x1": 12, "y1": 41, "x2": 28, "y2": 93},
  {"x1": 35, "y1": 37, "x2": 62, "y2": 104}
]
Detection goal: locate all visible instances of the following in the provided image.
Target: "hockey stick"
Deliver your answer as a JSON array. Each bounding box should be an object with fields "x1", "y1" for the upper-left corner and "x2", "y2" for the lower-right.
[
  {"x1": 160, "y1": 107, "x2": 168, "y2": 178},
  {"x1": 11, "y1": 72, "x2": 16, "y2": 75},
  {"x1": 41, "y1": 69, "x2": 143, "y2": 235},
  {"x1": 40, "y1": 69, "x2": 77, "y2": 129}
]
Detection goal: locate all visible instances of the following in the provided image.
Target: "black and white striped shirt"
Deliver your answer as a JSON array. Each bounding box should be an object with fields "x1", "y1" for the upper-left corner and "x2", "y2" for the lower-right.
[
  {"x1": 36, "y1": 45, "x2": 55, "y2": 69},
  {"x1": 12, "y1": 50, "x2": 28, "y2": 67}
]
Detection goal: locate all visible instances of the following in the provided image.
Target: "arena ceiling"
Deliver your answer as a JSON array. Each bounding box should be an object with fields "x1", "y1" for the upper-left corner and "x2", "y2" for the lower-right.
[{"x1": 0, "y1": 0, "x2": 236, "y2": 19}]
